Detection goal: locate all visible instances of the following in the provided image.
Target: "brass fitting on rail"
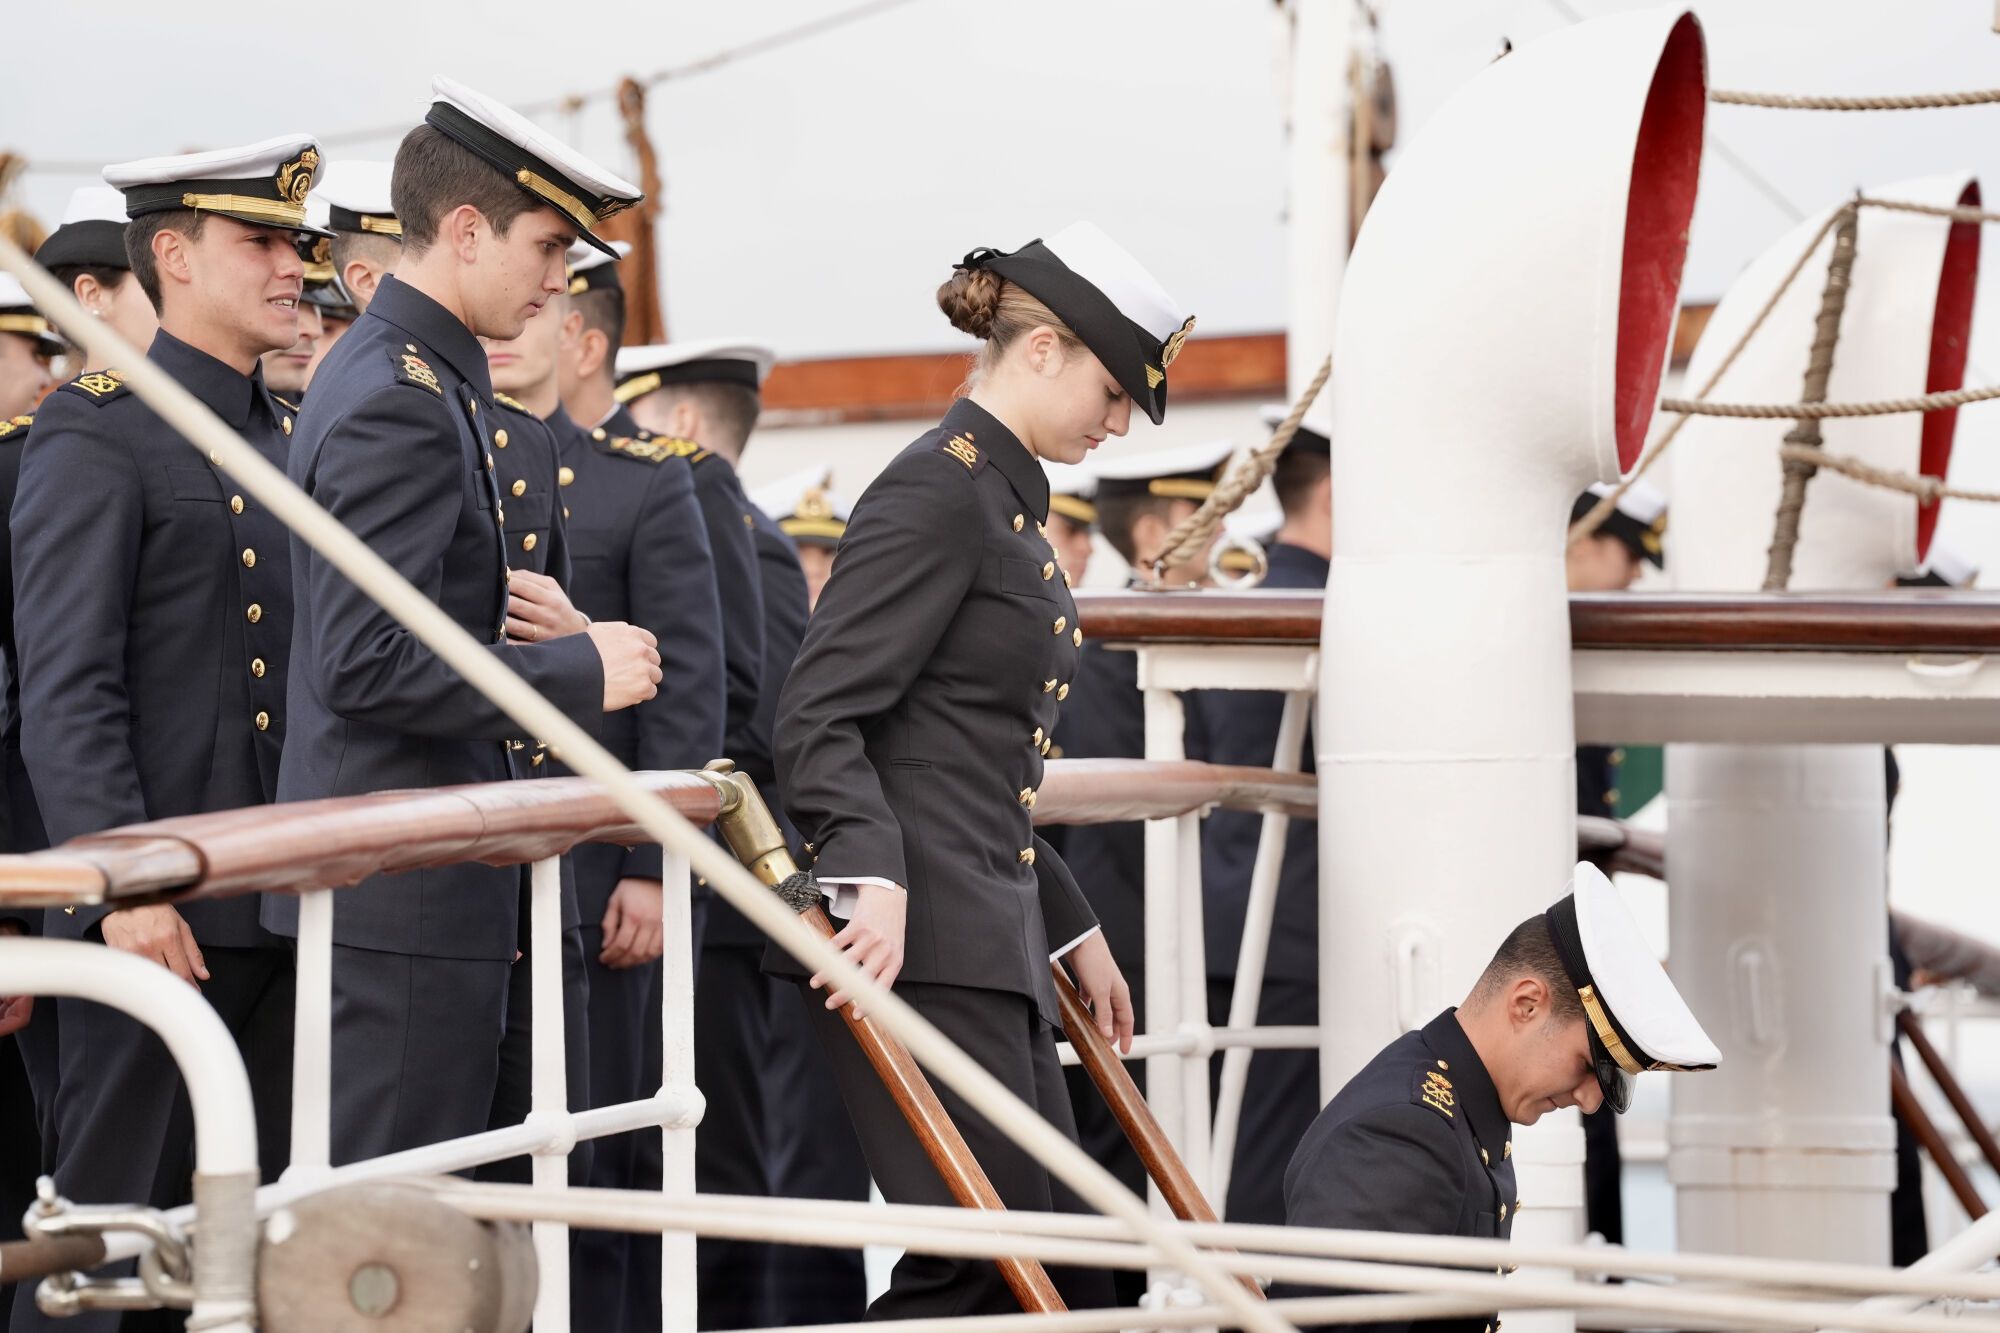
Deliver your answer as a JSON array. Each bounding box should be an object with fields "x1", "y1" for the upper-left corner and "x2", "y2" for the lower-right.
[{"x1": 696, "y1": 760, "x2": 802, "y2": 890}]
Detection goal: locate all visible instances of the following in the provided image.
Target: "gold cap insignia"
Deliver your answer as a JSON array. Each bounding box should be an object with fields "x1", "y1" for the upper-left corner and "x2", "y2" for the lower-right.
[
  {"x1": 1160, "y1": 314, "x2": 1196, "y2": 370},
  {"x1": 1642, "y1": 513, "x2": 1667, "y2": 555},
  {"x1": 275, "y1": 147, "x2": 321, "y2": 206},
  {"x1": 797, "y1": 486, "x2": 834, "y2": 522}
]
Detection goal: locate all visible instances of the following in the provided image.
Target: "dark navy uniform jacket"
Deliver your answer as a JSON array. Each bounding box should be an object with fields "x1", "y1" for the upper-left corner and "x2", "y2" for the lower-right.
[
  {"x1": 0, "y1": 412, "x2": 47, "y2": 862},
  {"x1": 774, "y1": 399, "x2": 1097, "y2": 1025},
  {"x1": 708, "y1": 498, "x2": 810, "y2": 949},
  {"x1": 606, "y1": 403, "x2": 764, "y2": 775},
  {"x1": 1575, "y1": 746, "x2": 1618, "y2": 820},
  {"x1": 546, "y1": 406, "x2": 726, "y2": 902},
  {"x1": 1194, "y1": 542, "x2": 1327, "y2": 985},
  {"x1": 270, "y1": 276, "x2": 603, "y2": 961},
  {"x1": 14, "y1": 334, "x2": 295, "y2": 946},
  {"x1": 1280, "y1": 1009, "x2": 1518, "y2": 1333}
]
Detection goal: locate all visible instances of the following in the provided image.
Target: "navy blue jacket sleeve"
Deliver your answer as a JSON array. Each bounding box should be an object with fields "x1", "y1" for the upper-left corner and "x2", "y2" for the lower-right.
[
  {"x1": 1035, "y1": 837, "x2": 1099, "y2": 953},
  {"x1": 302, "y1": 385, "x2": 601, "y2": 737},
  {"x1": 694, "y1": 465, "x2": 766, "y2": 764},
  {"x1": 621, "y1": 458, "x2": 727, "y2": 880},
  {"x1": 775, "y1": 453, "x2": 981, "y2": 890},
  {"x1": 13, "y1": 410, "x2": 149, "y2": 861}
]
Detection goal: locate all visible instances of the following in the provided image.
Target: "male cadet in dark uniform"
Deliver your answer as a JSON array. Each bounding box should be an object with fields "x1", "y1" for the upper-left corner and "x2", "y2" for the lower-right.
[
  {"x1": 1192, "y1": 407, "x2": 1331, "y2": 1226},
  {"x1": 274, "y1": 76, "x2": 664, "y2": 1166},
  {"x1": 1561, "y1": 478, "x2": 1664, "y2": 1247},
  {"x1": 752, "y1": 466, "x2": 849, "y2": 612},
  {"x1": 615, "y1": 340, "x2": 868, "y2": 1328},
  {"x1": 304, "y1": 160, "x2": 398, "y2": 383},
  {"x1": 1044, "y1": 462, "x2": 1098, "y2": 590},
  {"x1": 1046, "y1": 442, "x2": 1225, "y2": 1304},
  {"x1": 9, "y1": 135, "x2": 330, "y2": 1333},
  {"x1": 1280, "y1": 863, "x2": 1719, "y2": 1333},
  {"x1": 0, "y1": 272, "x2": 61, "y2": 1300},
  {"x1": 293, "y1": 207, "x2": 358, "y2": 391},
  {"x1": 499, "y1": 238, "x2": 731, "y2": 1329}
]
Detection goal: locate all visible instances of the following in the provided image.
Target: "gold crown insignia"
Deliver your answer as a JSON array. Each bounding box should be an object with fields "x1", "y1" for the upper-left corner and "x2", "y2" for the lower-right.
[
  {"x1": 1160, "y1": 314, "x2": 1197, "y2": 370},
  {"x1": 797, "y1": 486, "x2": 834, "y2": 522}
]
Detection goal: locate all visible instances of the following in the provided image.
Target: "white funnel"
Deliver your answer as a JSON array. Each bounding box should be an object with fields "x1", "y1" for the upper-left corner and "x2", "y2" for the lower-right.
[
  {"x1": 1318, "y1": 8, "x2": 1705, "y2": 1320},
  {"x1": 1667, "y1": 172, "x2": 1980, "y2": 1264}
]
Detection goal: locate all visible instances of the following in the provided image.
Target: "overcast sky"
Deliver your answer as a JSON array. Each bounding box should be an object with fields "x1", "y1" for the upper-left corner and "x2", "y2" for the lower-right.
[{"x1": 8, "y1": 0, "x2": 1998, "y2": 354}]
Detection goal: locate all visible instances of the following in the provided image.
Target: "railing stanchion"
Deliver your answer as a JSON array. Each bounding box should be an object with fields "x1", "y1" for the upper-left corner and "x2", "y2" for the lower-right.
[
  {"x1": 661, "y1": 847, "x2": 699, "y2": 1333},
  {"x1": 287, "y1": 889, "x2": 334, "y2": 1180},
  {"x1": 1140, "y1": 678, "x2": 1188, "y2": 1301},
  {"x1": 528, "y1": 853, "x2": 572, "y2": 1332}
]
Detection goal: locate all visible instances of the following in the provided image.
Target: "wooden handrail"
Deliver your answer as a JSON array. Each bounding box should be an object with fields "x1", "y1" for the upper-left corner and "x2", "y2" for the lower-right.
[
  {"x1": 1891, "y1": 1058, "x2": 1988, "y2": 1220},
  {"x1": 1035, "y1": 759, "x2": 1317, "y2": 825},
  {"x1": 1074, "y1": 589, "x2": 2000, "y2": 655},
  {"x1": 1897, "y1": 1010, "x2": 2000, "y2": 1178},
  {"x1": 0, "y1": 771, "x2": 723, "y2": 912}
]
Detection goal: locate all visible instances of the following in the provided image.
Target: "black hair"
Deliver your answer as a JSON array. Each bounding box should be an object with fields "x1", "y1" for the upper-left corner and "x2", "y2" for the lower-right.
[{"x1": 1476, "y1": 916, "x2": 1585, "y2": 1023}]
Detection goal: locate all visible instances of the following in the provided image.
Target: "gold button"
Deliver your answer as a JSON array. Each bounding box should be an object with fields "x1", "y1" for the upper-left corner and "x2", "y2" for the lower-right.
[
  {"x1": 1018, "y1": 787, "x2": 1034, "y2": 806},
  {"x1": 559, "y1": 466, "x2": 575, "y2": 486},
  {"x1": 254, "y1": 711, "x2": 270, "y2": 732},
  {"x1": 1056, "y1": 683, "x2": 1069, "y2": 701},
  {"x1": 1037, "y1": 521, "x2": 1047, "y2": 536},
  {"x1": 1063, "y1": 570, "x2": 1073, "y2": 587},
  {"x1": 209, "y1": 449, "x2": 221, "y2": 464},
  {"x1": 1610, "y1": 747, "x2": 1626, "y2": 764},
  {"x1": 1480, "y1": 1147, "x2": 1490, "y2": 1165},
  {"x1": 251, "y1": 657, "x2": 266, "y2": 678},
  {"x1": 405, "y1": 343, "x2": 417, "y2": 353},
  {"x1": 496, "y1": 507, "x2": 505, "y2": 527},
  {"x1": 246, "y1": 603, "x2": 262, "y2": 624},
  {"x1": 281, "y1": 415, "x2": 292, "y2": 436},
  {"x1": 1604, "y1": 788, "x2": 1621, "y2": 806},
  {"x1": 1438, "y1": 1060, "x2": 1449, "y2": 1070},
  {"x1": 509, "y1": 739, "x2": 526, "y2": 751},
  {"x1": 1042, "y1": 562, "x2": 1054, "y2": 580},
  {"x1": 467, "y1": 399, "x2": 478, "y2": 415},
  {"x1": 494, "y1": 429, "x2": 509, "y2": 448},
  {"x1": 511, "y1": 479, "x2": 527, "y2": 497},
  {"x1": 523, "y1": 533, "x2": 538, "y2": 552},
  {"x1": 1042, "y1": 678, "x2": 1057, "y2": 693},
  {"x1": 241, "y1": 548, "x2": 256, "y2": 568},
  {"x1": 531, "y1": 751, "x2": 545, "y2": 766},
  {"x1": 592, "y1": 427, "x2": 607, "y2": 441},
  {"x1": 230, "y1": 495, "x2": 244, "y2": 514},
  {"x1": 563, "y1": 507, "x2": 570, "y2": 519},
  {"x1": 1017, "y1": 847, "x2": 1035, "y2": 865},
  {"x1": 1032, "y1": 727, "x2": 1044, "y2": 746},
  {"x1": 1498, "y1": 1204, "x2": 1508, "y2": 1221},
  {"x1": 486, "y1": 453, "x2": 495, "y2": 470},
  {"x1": 1052, "y1": 616, "x2": 1066, "y2": 635},
  {"x1": 1072, "y1": 628, "x2": 1082, "y2": 647},
  {"x1": 1504, "y1": 1141, "x2": 1512, "y2": 1159},
  {"x1": 1012, "y1": 514, "x2": 1024, "y2": 532},
  {"x1": 1040, "y1": 738, "x2": 1052, "y2": 756}
]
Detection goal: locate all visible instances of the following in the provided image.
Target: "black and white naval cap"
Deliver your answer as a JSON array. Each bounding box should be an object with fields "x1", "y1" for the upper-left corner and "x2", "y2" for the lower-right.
[
  {"x1": 1043, "y1": 460, "x2": 1099, "y2": 529},
  {"x1": 296, "y1": 200, "x2": 359, "y2": 319},
  {"x1": 566, "y1": 238, "x2": 631, "y2": 296},
  {"x1": 1091, "y1": 438, "x2": 1238, "y2": 503},
  {"x1": 962, "y1": 221, "x2": 1195, "y2": 426},
  {"x1": 752, "y1": 466, "x2": 849, "y2": 549},
  {"x1": 315, "y1": 159, "x2": 400, "y2": 237},
  {"x1": 614, "y1": 338, "x2": 776, "y2": 403},
  {"x1": 1544, "y1": 861, "x2": 1719, "y2": 1114},
  {"x1": 104, "y1": 135, "x2": 332, "y2": 236},
  {"x1": 1570, "y1": 480, "x2": 1669, "y2": 569},
  {"x1": 425, "y1": 76, "x2": 641, "y2": 257},
  {"x1": 34, "y1": 187, "x2": 131, "y2": 272},
  {"x1": 1897, "y1": 538, "x2": 1978, "y2": 589},
  {"x1": 0, "y1": 275, "x2": 63, "y2": 357},
  {"x1": 1258, "y1": 400, "x2": 1334, "y2": 456}
]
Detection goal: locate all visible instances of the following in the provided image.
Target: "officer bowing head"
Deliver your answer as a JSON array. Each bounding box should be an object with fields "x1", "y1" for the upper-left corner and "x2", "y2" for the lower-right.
[
  {"x1": 104, "y1": 134, "x2": 331, "y2": 370},
  {"x1": 1474, "y1": 861, "x2": 1717, "y2": 1121},
  {"x1": 393, "y1": 76, "x2": 639, "y2": 341}
]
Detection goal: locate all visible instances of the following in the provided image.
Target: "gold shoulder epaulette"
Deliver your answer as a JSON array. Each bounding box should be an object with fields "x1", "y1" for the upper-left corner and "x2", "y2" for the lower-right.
[
  {"x1": 389, "y1": 347, "x2": 442, "y2": 395},
  {"x1": 494, "y1": 391, "x2": 530, "y2": 413},
  {"x1": 937, "y1": 430, "x2": 984, "y2": 472},
  {"x1": 60, "y1": 370, "x2": 129, "y2": 406},
  {"x1": 271, "y1": 393, "x2": 301, "y2": 412},
  {"x1": 653, "y1": 435, "x2": 708, "y2": 462},
  {"x1": 1412, "y1": 1065, "x2": 1455, "y2": 1120},
  {"x1": 0, "y1": 414, "x2": 32, "y2": 441}
]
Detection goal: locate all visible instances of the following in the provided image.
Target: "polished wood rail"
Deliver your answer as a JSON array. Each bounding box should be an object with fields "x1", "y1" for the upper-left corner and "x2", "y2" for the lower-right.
[{"x1": 1074, "y1": 588, "x2": 2000, "y2": 654}]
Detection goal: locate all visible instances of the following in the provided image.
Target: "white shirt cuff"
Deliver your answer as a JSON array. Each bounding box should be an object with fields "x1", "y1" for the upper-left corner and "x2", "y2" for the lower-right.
[
  {"x1": 1049, "y1": 924, "x2": 1101, "y2": 962},
  {"x1": 814, "y1": 875, "x2": 904, "y2": 920}
]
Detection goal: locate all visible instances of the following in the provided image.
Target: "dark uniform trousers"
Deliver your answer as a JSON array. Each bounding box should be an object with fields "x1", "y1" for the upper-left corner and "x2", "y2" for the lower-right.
[
  {"x1": 773, "y1": 400, "x2": 1113, "y2": 1318},
  {"x1": 271, "y1": 277, "x2": 603, "y2": 1169},
  {"x1": 1574, "y1": 743, "x2": 1623, "y2": 1244},
  {"x1": 1277, "y1": 1009, "x2": 1518, "y2": 1333},
  {"x1": 541, "y1": 407, "x2": 730, "y2": 1332},
  {"x1": 1191, "y1": 542, "x2": 1328, "y2": 1227},
  {"x1": 9, "y1": 335, "x2": 300, "y2": 1333},
  {"x1": 686, "y1": 499, "x2": 867, "y2": 1330},
  {"x1": 480, "y1": 398, "x2": 592, "y2": 1190}
]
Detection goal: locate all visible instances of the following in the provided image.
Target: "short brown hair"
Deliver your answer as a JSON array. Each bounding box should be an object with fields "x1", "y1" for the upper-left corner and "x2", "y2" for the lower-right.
[
  {"x1": 644, "y1": 380, "x2": 762, "y2": 453},
  {"x1": 1273, "y1": 448, "x2": 1331, "y2": 518},
  {"x1": 1096, "y1": 492, "x2": 1177, "y2": 567},
  {"x1": 124, "y1": 210, "x2": 206, "y2": 311},
  {"x1": 1477, "y1": 917, "x2": 1585, "y2": 1023},
  {"x1": 329, "y1": 229, "x2": 401, "y2": 279},
  {"x1": 392, "y1": 124, "x2": 540, "y2": 255},
  {"x1": 571, "y1": 286, "x2": 627, "y2": 368}
]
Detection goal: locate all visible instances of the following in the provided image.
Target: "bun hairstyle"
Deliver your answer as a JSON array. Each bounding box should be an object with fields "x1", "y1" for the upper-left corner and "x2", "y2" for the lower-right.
[{"x1": 938, "y1": 259, "x2": 1083, "y2": 373}]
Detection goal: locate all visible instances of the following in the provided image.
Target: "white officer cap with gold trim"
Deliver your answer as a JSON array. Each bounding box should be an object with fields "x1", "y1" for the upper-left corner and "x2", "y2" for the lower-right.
[
  {"x1": 615, "y1": 338, "x2": 777, "y2": 403},
  {"x1": 1544, "y1": 861, "x2": 1719, "y2": 1114},
  {"x1": 104, "y1": 135, "x2": 332, "y2": 236},
  {"x1": 958, "y1": 220, "x2": 1193, "y2": 426},
  {"x1": 316, "y1": 159, "x2": 400, "y2": 238},
  {"x1": 426, "y1": 76, "x2": 641, "y2": 257},
  {"x1": 1571, "y1": 480, "x2": 1669, "y2": 570},
  {"x1": 1091, "y1": 438, "x2": 1238, "y2": 503},
  {"x1": 566, "y1": 238, "x2": 632, "y2": 296},
  {"x1": 753, "y1": 466, "x2": 849, "y2": 550},
  {"x1": 0, "y1": 275, "x2": 63, "y2": 357},
  {"x1": 1259, "y1": 400, "x2": 1334, "y2": 456},
  {"x1": 1043, "y1": 461, "x2": 1099, "y2": 529},
  {"x1": 34, "y1": 187, "x2": 131, "y2": 272}
]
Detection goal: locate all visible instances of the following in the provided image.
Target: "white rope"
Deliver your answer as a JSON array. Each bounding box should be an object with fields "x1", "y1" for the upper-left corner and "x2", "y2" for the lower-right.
[
  {"x1": 1713, "y1": 87, "x2": 2000, "y2": 110},
  {"x1": 0, "y1": 233, "x2": 1287, "y2": 1333}
]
